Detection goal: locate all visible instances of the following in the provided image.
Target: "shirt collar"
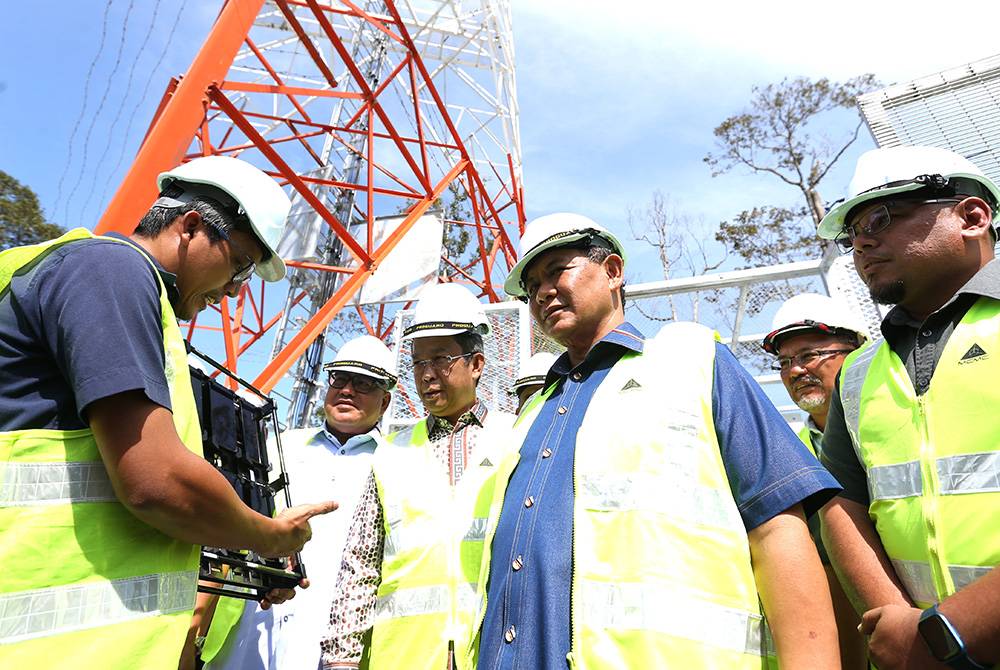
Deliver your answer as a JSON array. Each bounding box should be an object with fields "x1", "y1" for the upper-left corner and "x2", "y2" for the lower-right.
[
  {"x1": 104, "y1": 232, "x2": 180, "y2": 305},
  {"x1": 882, "y1": 258, "x2": 1000, "y2": 333},
  {"x1": 427, "y1": 400, "x2": 488, "y2": 434},
  {"x1": 318, "y1": 423, "x2": 381, "y2": 454},
  {"x1": 547, "y1": 321, "x2": 645, "y2": 384}
]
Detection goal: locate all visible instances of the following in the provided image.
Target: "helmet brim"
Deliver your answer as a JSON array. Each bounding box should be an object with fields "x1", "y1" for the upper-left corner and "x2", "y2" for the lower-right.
[
  {"x1": 817, "y1": 182, "x2": 925, "y2": 239},
  {"x1": 504, "y1": 229, "x2": 626, "y2": 297}
]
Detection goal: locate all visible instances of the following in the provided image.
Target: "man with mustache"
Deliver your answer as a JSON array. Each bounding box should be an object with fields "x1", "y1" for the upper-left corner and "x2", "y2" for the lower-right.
[
  {"x1": 0, "y1": 156, "x2": 335, "y2": 670},
  {"x1": 817, "y1": 146, "x2": 1000, "y2": 669},
  {"x1": 320, "y1": 283, "x2": 514, "y2": 670},
  {"x1": 762, "y1": 293, "x2": 868, "y2": 669},
  {"x1": 198, "y1": 336, "x2": 396, "y2": 670},
  {"x1": 472, "y1": 213, "x2": 842, "y2": 669}
]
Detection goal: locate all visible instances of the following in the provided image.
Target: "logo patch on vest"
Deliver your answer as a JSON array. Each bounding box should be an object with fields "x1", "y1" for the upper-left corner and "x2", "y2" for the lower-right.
[
  {"x1": 620, "y1": 379, "x2": 642, "y2": 392},
  {"x1": 479, "y1": 457, "x2": 494, "y2": 467},
  {"x1": 959, "y1": 343, "x2": 988, "y2": 364}
]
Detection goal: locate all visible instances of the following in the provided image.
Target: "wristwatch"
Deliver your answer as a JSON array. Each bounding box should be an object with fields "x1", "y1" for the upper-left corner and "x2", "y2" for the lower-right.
[{"x1": 917, "y1": 604, "x2": 989, "y2": 670}]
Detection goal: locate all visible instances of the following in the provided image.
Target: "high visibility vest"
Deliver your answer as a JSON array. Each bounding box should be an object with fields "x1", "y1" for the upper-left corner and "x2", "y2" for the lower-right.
[
  {"x1": 0, "y1": 229, "x2": 202, "y2": 668},
  {"x1": 470, "y1": 323, "x2": 777, "y2": 669},
  {"x1": 368, "y1": 410, "x2": 514, "y2": 670},
  {"x1": 798, "y1": 424, "x2": 817, "y2": 457},
  {"x1": 839, "y1": 296, "x2": 1000, "y2": 607}
]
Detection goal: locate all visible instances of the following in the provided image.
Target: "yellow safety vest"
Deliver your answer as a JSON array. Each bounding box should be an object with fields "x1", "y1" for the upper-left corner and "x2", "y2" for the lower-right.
[
  {"x1": 839, "y1": 296, "x2": 1000, "y2": 607},
  {"x1": 471, "y1": 323, "x2": 777, "y2": 669},
  {"x1": 368, "y1": 410, "x2": 514, "y2": 670},
  {"x1": 0, "y1": 229, "x2": 202, "y2": 668}
]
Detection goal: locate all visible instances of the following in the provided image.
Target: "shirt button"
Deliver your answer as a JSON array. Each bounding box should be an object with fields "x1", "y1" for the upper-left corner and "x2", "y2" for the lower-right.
[
  {"x1": 558, "y1": 406, "x2": 567, "y2": 415},
  {"x1": 504, "y1": 625, "x2": 516, "y2": 643},
  {"x1": 340, "y1": 449, "x2": 346, "y2": 454},
  {"x1": 922, "y1": 329, "x2": 932, "y2": 337},
  {"x1": 512, "y1": 555, "x2": 523, "y2": 571},
  {"x1": 524, "y1": 496, "x2": 535, "y2": 508},
  {"x1": 571, "y1": 372, "x2": 582, "y2": 381},
  {"x1": 541, "y1": 448, "x2": 552, "y2": 459}
]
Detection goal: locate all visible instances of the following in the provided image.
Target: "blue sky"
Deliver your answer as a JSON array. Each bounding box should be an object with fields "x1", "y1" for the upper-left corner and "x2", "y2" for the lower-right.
[
  {"x1": 5, "y1": 1, "x2": 1000, "y2": 274},
  {"x1": 3, "y1": 0, "x2": 1000, "y2": 413}
]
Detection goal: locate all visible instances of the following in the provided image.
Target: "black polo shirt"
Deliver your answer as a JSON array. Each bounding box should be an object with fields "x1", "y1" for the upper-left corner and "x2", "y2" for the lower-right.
[
  {"x1": 821, "y1": 259, "x2": 1000, "y2": 504},
  {"x1": 0, "y1": 233, "x2": 177, "y2": 431}
]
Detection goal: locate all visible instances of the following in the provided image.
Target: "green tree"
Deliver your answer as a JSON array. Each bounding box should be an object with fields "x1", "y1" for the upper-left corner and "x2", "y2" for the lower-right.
[
  {"x1": 1, "y1": 170, "x2": 63, "y2": 251},
  {"x1": 705, "y1": 74, "x2": 878, "y2": 265}
]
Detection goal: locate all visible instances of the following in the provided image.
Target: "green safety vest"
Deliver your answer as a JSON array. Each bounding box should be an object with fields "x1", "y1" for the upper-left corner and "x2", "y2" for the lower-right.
[
  {"x1": 367, "y1": 410, "x2": 514, "y2": 670},
  {"x1": 470, "y1": 323, "x2": 778, "y2": 669},
  {"x1": 839, "y1": 296, "x2": 1000, "y2": 607},
  {"x1": 0, "y1": 229, "x2": 202, "y2": 668}
]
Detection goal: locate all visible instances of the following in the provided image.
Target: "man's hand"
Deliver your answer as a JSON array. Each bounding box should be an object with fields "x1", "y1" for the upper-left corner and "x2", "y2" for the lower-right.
[
  {"x1": 255, "y1": 500, "x2": 339, "y2": 558},
  {"x1": 860, "y1": 604, "x2": 945, "y2": 670},
  {"x1": 259, "y1": 554, "x2": 311, "y2": 609}
]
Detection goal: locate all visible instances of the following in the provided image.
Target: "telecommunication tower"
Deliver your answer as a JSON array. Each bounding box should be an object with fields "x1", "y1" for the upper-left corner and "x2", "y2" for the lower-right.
[{"x1": 96, "y1": 0, "x2": 523, "y2": 427}]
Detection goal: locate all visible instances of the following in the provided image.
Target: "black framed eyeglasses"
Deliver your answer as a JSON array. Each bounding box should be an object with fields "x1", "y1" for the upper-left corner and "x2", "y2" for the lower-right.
[
  {"x1": 410, "y1": 352, "x2": 473, "y2": 374},
  {"x1": 834, "y1": 198, "x2": 963, "y2": 252},
  {"x1": 205, "y1": 220, "x2": 257, "y2": 284},
  {"x1": 327, "y1": 371, "x2": 388, "y2": 394},
  {"x1": 771, "y1": 348, "x2": 855, "y2": 372}
]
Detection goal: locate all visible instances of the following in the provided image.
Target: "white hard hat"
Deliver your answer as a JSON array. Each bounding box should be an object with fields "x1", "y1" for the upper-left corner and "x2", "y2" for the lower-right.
[
  {"x1": 761, "y1": 293, "x2": 869, "y2": 354},
  {"x1": 402, "y1": 283, "x2": 490, "y2": 340},
  {"x1": 818, "y1": 146, "x2": 1000, "y2": 240},
  {"x1": 504, "y1": 213, "x2": 627, "y2": 298},
  {"x1": 323, "y1": 335, "x2": 398, "y2": 389},
  {"x1": 511, "y1": 352, "x2": 558, "y2": 391},
  {"x1": 157, "y1": 155, "x2": 292, "y2": 282}
]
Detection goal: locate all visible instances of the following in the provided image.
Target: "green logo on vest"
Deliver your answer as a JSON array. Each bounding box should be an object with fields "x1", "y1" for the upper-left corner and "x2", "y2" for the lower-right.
[
  {"x1": 959, "y1": 343, "x2": 988, "y2": 364},
  {"x1": 480, "y1": 457, "x2": 494, "y2": 467}
]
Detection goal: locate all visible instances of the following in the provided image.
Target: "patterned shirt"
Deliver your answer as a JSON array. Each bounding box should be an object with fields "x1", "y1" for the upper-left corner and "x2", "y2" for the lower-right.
[{"x1": 319, "y1": 402, "x2": 490, "y2": 669}]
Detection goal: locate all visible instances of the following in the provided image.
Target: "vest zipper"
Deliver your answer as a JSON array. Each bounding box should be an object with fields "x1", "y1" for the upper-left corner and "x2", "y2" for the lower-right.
[
  {"x1": 567, "y1": 443, "x2": 579, "y2": 669},
  {"x1": 916, "y1": 394, "x2": 946, "y2": 600}
]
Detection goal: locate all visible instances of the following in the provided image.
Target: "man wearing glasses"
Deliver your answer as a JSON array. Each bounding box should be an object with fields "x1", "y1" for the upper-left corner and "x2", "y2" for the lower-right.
[
  {"x1": 762, "y1": 293, "x2": 868, "y2": 669},
  {"x1": 0, "y1": 156, "x2": 335, "y2": 670},
  {"x1": 321, "y1": 282, "x2": 514, "y2": 670},
  {"x1": 817, "y1": 146, "x2": 1000, "y2": 669},
  {"x1": 200, "y1": 335, "x2": 396, "y2": 670}
]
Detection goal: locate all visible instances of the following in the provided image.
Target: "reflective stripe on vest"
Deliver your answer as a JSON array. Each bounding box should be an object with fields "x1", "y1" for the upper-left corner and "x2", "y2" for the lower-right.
[
  {"x1": 0, "y1": 461, "x2": 116, "y2": 506},
  {"x1": 0, "y1": 570, "x2": 197, "y2": 644},
  {"x1": 870, "y1": 453, "x2": 1000, "y2": 500},
  {"x1": 580, "y1": 581, "x2": 773, "y2": 657},
  {"x1": 374, "y1": 583, "x2": 479, "y2": 623},
  {"x1": 383, "y1": 516, "x2": 489, "y2": 559},
  {"x1": 891, "y1": 560, "x2": 993, "y2": 605},
  {"x1": 578, "y1": 472, "x2": 738, "y2": 529}
]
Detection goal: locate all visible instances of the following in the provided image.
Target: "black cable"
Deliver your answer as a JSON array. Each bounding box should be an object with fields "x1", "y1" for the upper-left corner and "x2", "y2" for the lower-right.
[
  {"x1": 53, "y1": 0, "x2": 114, "y2": 223},
  {"x1": 62, "y1": 0, "x2": 137, "y2": 224}
]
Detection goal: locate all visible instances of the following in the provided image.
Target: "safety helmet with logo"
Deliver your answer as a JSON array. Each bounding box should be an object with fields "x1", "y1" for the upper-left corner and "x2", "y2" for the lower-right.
[
  {"x1": 323, "y1": 335, "x2": 398, "y2": 390},
  {"x1": 761, "y1": 293, "x2": 869, "y2": 355},
  {"x1": 504, "y1": 212, "x2": 628, "y2": 299},
  {"x1": 510, "y1": 351, "x2": 559, "y2": 393},
  {"x1": 817, "y1": 146, "x2": 1000, "y2": 243},
  {"x1": 401, "y1": 283, "x2": 490, "y2": 340},
  {"x1": 156, "y1": 155, "x2": 292, "y2": 281}
]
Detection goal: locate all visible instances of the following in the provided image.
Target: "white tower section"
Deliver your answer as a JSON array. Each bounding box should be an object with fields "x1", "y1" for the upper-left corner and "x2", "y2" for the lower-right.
[{"x1": 229, "y1": 1, "x2": 521, "y2": 426}]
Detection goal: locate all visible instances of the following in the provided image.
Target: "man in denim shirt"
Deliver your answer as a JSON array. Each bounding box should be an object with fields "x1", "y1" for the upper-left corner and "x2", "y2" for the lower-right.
[{"x1": 476, "y1": 213, "x2": 841, "y2": 669}]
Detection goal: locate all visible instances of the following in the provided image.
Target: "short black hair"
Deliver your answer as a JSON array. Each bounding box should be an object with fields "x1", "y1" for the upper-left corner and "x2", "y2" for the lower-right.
[
  {"x1": 134, "y1": 186, "x2": 244, "y2": 243},
  {"x1": 453, "y1": 330, "x2": 484, "y2": 356},
  {"x1": 584, "y1": 244, "x2": 626, "y2": 303}
]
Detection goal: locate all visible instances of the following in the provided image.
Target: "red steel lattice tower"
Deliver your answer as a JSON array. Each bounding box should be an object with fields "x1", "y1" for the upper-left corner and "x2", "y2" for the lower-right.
[{"x1": 96, "y1": 0, "x2": 523, "y2": 418}]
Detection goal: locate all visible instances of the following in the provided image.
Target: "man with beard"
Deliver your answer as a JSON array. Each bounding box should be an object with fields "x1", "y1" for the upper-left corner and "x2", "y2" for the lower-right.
[
  {"x1": 817, "y1": 146, "x2": 1000, "y2": 669},
  {"x1": 762, "y1": 293, "x2": 868, "y2": 669}
]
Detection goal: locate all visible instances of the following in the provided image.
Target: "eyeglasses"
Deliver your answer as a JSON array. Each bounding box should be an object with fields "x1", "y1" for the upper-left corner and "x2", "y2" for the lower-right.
[
  {"x1": 771, "y1": 348, "x2": 854, "y2": 372},
  {"x1": 834, "y1": 198, "x2": 963, "y2": 252},
  {"x1": 206, "y1": 221, "x2": 257, "y2": 284},
  {"x1": 328, "y1": 371, "x2": 387, "y2": 394},
  {"x1": 410, "y1": 352, "x2": 473, "y2": 374}
]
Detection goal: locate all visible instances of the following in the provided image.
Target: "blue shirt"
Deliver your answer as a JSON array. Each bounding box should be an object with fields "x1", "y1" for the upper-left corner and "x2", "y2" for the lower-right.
[
  {"x1": 478, "y1": 322, "x2": 840, "y2": 670},
  {"x1": 0, "y1": 232, "x2": 176, "y2": 431}
]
